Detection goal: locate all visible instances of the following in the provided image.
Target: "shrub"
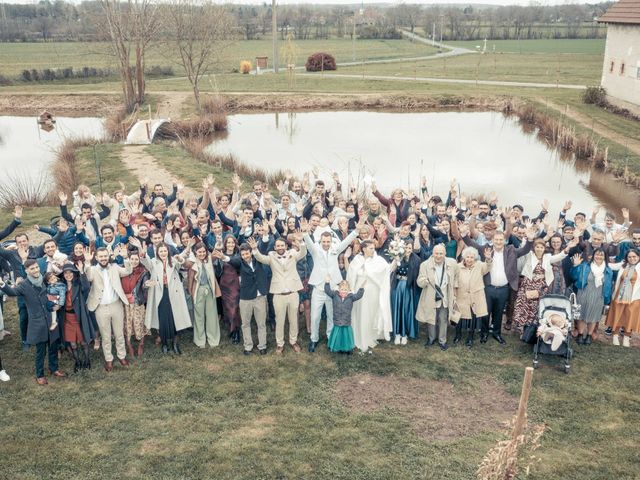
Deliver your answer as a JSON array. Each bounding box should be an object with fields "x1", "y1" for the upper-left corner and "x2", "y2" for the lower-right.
[
  {"x1": 21, "y1": 69, "x2": 32, "y2": 82},
  {"x1": 582, "y1": 86, "x2": 607, "y2": 106},
  {"x1": 305, "y1": 52, "x2": 336, "y2": 72},
  {"x1": 240, "y1": 60, "x2": 252, "y2": 74},
  {"x1": 0, "y1": 73, "x2": 13, "y2": 86},
  {"x1": 357, "y1": 25, "x2": 402, "y2": 39},
  {"x1": 30, "y1": 69, "x2": 39, "y2": 81},
  {"x1": 62, "y1": 67, "x2": 73, "y2": 79}
]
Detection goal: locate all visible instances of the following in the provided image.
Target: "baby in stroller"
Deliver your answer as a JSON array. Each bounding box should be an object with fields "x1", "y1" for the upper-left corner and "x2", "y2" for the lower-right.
[{"x1": 537, "y1": 310, "x2": 569, "y2": 352}]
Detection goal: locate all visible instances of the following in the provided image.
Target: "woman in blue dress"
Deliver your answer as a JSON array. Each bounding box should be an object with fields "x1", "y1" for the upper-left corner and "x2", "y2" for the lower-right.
[{"x1": 390, "y1": 240, "x2": 421, "y2": 345}]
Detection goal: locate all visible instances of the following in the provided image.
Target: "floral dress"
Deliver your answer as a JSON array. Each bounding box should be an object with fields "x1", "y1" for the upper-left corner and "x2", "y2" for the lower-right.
[{"x1": 513, "y1": 262, "x2": 548, "y2": 333}]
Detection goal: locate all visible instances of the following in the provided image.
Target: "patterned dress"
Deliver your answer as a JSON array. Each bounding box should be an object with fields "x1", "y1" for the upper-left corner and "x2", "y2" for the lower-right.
[
  {"x1": 513, "y1": 262, "x2": 548, "y2": 333},
  {"x1": 216, "y1": 260, "x2": 242, "y2": 333}
]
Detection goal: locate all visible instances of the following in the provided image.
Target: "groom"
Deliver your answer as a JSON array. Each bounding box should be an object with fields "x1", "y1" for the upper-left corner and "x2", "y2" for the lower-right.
[{"x1": 303, "y1": 217, "x2": 362, "y2": 352}]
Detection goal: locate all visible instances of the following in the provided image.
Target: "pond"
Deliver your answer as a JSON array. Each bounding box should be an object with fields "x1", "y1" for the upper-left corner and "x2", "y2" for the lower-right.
[
  {"x1": 0, "y1": 116, "x2": 105, "y2": 180},
  {"x1": 208, "y1": 111, "x2": 640, "y2": 225}
]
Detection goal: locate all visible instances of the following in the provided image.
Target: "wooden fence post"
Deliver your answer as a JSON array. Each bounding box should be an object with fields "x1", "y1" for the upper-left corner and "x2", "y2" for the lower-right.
[{"x1": 512, "y1": 367, "x2": 534, "y2": 440}]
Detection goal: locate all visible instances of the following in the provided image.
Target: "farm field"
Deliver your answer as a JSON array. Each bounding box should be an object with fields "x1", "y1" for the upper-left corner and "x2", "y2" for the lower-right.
[
  {"x1": 447, "y1": 38, "x2": 606, "y2": 54},
  {"x1": 0, "y1": 38, "x2": 439, "y2": 77}
]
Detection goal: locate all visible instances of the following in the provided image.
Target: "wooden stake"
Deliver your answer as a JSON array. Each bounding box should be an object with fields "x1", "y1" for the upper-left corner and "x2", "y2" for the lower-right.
[{"x1": 512, "y1": 367, "x2": 534, "y2": 440}]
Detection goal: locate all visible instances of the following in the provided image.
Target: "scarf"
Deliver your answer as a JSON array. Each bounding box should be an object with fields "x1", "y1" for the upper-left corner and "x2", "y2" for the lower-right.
[
  {"x1": 27, "y1": 274, "x2": 44, "y2": 288},
  {"x1": 590, "y1": 262, "x2": 606, "y2": 288}
]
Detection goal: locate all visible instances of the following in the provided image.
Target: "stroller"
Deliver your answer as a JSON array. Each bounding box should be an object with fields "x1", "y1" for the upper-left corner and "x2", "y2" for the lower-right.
[{"x1": 532, "y1": 294, "x2": 575, "y2": 374}]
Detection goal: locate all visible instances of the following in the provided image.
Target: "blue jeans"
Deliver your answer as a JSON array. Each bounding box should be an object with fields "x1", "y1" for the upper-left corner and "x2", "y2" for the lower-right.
[{"x1": 35, "y1": 340, "x2": 59, "y2": 378}]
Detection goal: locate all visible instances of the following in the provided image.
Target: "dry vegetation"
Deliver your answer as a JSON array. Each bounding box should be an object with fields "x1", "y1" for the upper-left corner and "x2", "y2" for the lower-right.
[
  {"x1": 0, "y1": 170, "x2": 54, "y2": 208},
  {"x1": 50, "y1": 137, "x2": 100, "y2": 194}
]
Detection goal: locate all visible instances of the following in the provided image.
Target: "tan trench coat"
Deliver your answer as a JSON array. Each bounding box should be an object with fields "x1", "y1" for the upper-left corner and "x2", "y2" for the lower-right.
[
  {"x1": 416, "y1": 257, "x2": 459, "y2": 325},
  {"x1": 456, "y1": 261, "x2": 491, "y2": 319}
]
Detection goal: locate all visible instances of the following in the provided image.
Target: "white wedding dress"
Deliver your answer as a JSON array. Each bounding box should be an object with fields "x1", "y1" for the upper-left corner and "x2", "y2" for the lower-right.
[{"x1": 347, "y1": 253, "x2": 392, "y2": 351}]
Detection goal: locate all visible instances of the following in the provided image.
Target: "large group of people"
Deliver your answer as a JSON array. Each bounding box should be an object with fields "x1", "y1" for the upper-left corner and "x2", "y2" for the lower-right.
[{"x1": 0, "y1": 170, "x2": 638, "y2": 384}]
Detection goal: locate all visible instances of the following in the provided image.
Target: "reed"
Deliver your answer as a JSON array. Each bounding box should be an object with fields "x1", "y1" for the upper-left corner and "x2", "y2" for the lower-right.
[
  {"x1": 180, "y1": 137, "x2": 287, "y2": 186},
  {"x1": 104, "y1": 107, "x2": 131, "y2": 142},
  {"x1": 0, "y1": 170, "x2": 55, "y2": 208},
  {"x1": 50, "y1": 137, "x2": 98, "y2": 195}
]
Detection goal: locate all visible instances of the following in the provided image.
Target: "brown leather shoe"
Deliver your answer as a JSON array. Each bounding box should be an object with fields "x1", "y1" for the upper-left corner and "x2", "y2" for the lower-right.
[
  {"x1": 35, "y1": 377, "x2": 48, "y2": 385},
  {"x1": 104, "y1": 361, "x2": 113, "y2": 372},
  {"x1": 291, "y1": 343, "x2": 301, "y2": 353},
  {"x1": 275, "y1": 346, "x2": 284, "y2": 355},
  {"x1": 51, "y1": 370, "x2": 66, "y2": 378},
  {"x1": 119, "y1": 359, "x2": 130, "y2": 367}
]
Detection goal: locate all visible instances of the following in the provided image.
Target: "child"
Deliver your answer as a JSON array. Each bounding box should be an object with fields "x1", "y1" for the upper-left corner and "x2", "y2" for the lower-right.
[
  {"x1": 324, "y1": 277, "x2": 364, "y2": 354},
  {"x1": 45, "y1": 272, "x2": 67, "y2": 331},
  {"x1": 537, "y1": 311, "x2": 569, "y2": 352}
]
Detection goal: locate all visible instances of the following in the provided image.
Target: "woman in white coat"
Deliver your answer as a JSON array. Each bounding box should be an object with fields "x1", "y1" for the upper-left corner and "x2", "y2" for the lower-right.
[
  {"x1": 131, "y1": 238, "x2": 193, "y2": 354},
  {"x1": 347, "y1": 240, "x2": 392, "y2": 354}
]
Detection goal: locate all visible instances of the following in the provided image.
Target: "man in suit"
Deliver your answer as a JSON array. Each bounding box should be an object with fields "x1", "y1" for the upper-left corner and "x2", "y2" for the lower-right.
[
  {"x1": 303, "y1": 217, "x2": 362, "y2": 352},
  {"x1": 36, "y1": 239, "x2": 68, "y2": 275},
  {"x1": 0, "y1": 259, "x2": 66, "y2": 384},
  {"x1": 252, "y1": 234, "x2": 307, "y2": 354},
  {"x1": 85, "y1": 246, "x2": 132, "y2": 371},
  {"x1": 221, "y1": 243, "x2": 270, "y2": 355},
  {"x1": 460, "y1": 223, "x2": 535, "y2": 344}
]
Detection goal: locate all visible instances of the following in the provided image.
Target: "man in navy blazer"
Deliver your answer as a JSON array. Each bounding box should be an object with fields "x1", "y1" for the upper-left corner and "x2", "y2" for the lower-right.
[{"x1": 222, "y1": 240, "x2": 271, "y2": 355}]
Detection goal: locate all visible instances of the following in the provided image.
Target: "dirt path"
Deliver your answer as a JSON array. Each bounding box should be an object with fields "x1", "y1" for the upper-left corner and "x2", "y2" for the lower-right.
[
  {"x1": 156, "y1": 91, "x2": 191, "y2": 120},
  {"x1": 120, "y1": 145, "x2": 197, "y2": 197},
  {"x1": 541, "y1": 99, "x2": 640, "y2": 156}
]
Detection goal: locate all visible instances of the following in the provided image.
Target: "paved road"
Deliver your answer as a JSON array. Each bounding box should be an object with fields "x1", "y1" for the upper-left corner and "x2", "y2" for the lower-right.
[
  {"x1": 298, "y1": 72, "x2": 587, "y2": 90},
  {"x1": 400, "y1": 29, "x2": 475, "y2": 59}
]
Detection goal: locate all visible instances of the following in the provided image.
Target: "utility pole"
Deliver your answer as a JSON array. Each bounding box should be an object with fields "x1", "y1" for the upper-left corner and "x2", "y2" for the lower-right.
[
  {"x1": 272, "y1": 0, "x2": 278, "y2": 74},
  {"x1": 352, "y1": 11, "x2": 356, "y2": 62},
  {"x1": 440, "y1": 14, "x2": 444, "y2": 43}
]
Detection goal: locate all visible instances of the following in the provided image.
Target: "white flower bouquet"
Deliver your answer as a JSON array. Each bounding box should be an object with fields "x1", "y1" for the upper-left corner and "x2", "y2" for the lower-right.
[{"x1": 387, "y1": 240, "x2": 406, "y2": 262}]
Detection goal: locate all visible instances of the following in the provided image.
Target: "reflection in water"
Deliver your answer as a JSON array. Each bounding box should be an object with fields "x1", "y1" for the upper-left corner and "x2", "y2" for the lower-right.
[
  {"x1": 0, "y1": 116, "x2": 105, "y2": 179},
  {"x1": 207, "y1": 111, "x2": 640, "y2": 225}
]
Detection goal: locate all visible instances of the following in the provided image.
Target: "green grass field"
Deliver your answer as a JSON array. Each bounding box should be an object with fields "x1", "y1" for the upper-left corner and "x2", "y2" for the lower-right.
[
  {"x1": 0, "y1": 298, "x2": 638, "y2": 479},
  {"x1": 0, "y1": 38, "x2": 439, "y2": 78},
  {"x1": 447, "y1": 38, "x2": 606, "y2": 55}
]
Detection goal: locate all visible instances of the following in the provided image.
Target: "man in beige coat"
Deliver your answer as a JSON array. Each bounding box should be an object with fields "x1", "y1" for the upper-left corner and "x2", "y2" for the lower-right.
[
  {"x1": 251, "y1": 235, "x2": 307, "y2": 354},
  {"x1": 85, "y1": 246, "x2": 132, "y2": 371},
  {"x1": 416, "y1": 244, "x2": 459, "y2": 350}
]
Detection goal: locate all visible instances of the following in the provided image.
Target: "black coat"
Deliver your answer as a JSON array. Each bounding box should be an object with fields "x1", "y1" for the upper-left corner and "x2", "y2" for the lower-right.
[
  {"x1": 1, "y1": 278, "x2": 58, "y2": 345},
  {"x1": 64, "y1": 274, "x2": 96, "y2": 343},
  {"x1": 228, "y1": 255, "x2": 270, "y2": 300}
]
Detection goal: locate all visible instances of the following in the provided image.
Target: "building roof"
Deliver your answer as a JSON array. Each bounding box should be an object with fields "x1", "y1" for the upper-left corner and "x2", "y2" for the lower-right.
[{"x1": 598, "y1": 0, "x2": 640, "y2": 24}]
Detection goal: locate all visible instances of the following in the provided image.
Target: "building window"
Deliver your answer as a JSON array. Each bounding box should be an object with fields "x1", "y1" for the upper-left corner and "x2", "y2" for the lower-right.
[
  {"x1": 609, "y1": 60, "x2": 615, "y2": 73},
  {"x1": 620, "y1": 62, "x2": 625, "y2": 75}
]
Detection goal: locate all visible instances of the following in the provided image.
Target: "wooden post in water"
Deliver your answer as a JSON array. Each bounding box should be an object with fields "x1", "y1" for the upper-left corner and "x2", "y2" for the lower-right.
[{"x1": 512, "y1": 367, "x2": 534, "y2": 440}]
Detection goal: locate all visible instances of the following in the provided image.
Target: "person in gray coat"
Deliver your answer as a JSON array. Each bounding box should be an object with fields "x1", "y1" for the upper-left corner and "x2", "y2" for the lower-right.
[{"x1": 0, "y1": 259, "x2": 66, "y2": 384}]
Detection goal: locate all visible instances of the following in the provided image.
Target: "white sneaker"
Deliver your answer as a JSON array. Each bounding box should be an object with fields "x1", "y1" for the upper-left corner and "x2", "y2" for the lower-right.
[
  {"x1": 401, "y1": 336, "x2": 408, "y2": 345},
  {"x1": 0, "y1": 370, "x2": 10, "y2": 382},
  {"x1": 394, "y1": 336, "x2": 401, "y2": 345},
  {"x1": 622, "y1": 335, "x2": 630, "y2": 348},
  {"x1": 612, "y1": 335, "x2": 620, "y2": 346}
]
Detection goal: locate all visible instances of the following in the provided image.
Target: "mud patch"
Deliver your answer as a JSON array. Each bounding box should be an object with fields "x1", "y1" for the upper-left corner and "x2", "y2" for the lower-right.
[{"x1": 336, "y1": 374, "x2": 517, "y2": 441}]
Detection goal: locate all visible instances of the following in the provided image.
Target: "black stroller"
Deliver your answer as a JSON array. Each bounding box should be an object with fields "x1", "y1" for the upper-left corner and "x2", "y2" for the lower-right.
[{"x1": 532, "y1": 294, "x2": 575, "y2": 374}]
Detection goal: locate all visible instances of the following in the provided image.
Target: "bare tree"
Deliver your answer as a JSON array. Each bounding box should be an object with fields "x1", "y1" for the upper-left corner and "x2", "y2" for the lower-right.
[
  {"x1": 165, "y1": 0, "x2": 234, "y2": 112},
  {"x1": 98, "y1": 0, "x2": 160, "y2": 112}
]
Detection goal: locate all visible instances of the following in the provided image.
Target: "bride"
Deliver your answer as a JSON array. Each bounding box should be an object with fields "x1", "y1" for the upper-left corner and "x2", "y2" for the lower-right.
[{"x1": 347, "y1": 240, "x2": 392, "y2": 353}]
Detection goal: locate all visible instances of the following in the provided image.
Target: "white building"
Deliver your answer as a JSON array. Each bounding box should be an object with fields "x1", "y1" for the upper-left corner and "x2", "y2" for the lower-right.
[{"x1": 598, "y1": 0, "x2": 640, "y2": 113}]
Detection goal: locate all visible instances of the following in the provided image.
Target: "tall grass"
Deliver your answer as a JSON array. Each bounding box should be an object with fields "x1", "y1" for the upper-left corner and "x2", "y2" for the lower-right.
[
  {"x1": 50, "y1": 137, "x2": 99, "y2": 195},
  {"x1": 181, "y1": 137, "x2": 286, "y2": 185},
  {"x1": 0, "y1": 170, "x2": 54, "y2": 208}
]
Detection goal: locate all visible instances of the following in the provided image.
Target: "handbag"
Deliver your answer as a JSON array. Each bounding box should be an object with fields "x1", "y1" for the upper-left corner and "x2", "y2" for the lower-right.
[
  {"x1": 570, "y1": 292, "x2": 581, "y2": 321},
  {"x1": 449, "y1": 302, "x2": 462, "y2": 324},
  {"x1": 521, "y1": 323, "x2": 539, "y2": 344}
]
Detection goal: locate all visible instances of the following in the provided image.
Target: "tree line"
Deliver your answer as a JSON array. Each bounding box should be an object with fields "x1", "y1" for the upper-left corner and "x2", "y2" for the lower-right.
[{"x1": 0, "y1": 1, "x2": 610, "y2": 43}]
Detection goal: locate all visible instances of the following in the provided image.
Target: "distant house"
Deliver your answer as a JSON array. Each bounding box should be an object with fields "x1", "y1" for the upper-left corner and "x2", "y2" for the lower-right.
[{"x1": 598, "y1": 0, "x2": 640, "y2": 113}]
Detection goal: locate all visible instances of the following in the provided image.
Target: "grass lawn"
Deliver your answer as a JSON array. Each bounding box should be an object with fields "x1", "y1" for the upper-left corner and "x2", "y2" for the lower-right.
[
  {"x1": 447, "y1": 38, "x2": 606, "y2": 55},
  {"x1": 0, "y1": 38, "x2": 439, "y2": 78},
  {"x1": 0, "y1": 299, "x2": 638, "y2": 479},
  {"x1": 334, "y1": 52, "x2": 603, "y2": 86}
]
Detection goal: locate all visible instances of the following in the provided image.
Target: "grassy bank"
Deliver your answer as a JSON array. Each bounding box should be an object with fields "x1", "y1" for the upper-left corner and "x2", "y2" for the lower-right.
[{"x1": 0, "y1": 298, "x2": 638, "y2": 479}]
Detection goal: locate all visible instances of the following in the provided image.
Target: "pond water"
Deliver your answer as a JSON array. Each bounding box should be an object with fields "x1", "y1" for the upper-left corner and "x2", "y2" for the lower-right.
[
  {"x1": 0, "y1": 116, "x2": 105, "y2": 179},
  {"x1": 208, "y1": 111, "x2": 640, "y2": 225}
]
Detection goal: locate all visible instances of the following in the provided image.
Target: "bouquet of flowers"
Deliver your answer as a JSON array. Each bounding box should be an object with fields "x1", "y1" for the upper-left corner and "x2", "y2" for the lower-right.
[{"x1": 387, "y1": 240, "x2": 406, "y2": 262}]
